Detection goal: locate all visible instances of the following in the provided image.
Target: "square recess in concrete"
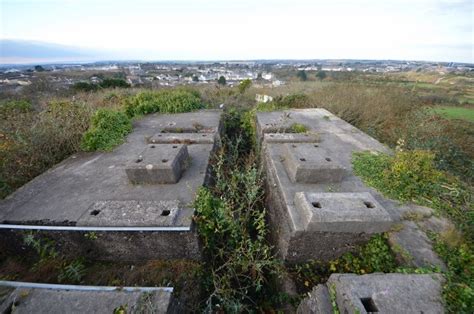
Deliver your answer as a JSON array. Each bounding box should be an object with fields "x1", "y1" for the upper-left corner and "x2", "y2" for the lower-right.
[
  {"x1": 282, "y1": 143, "x2": 346, "y2": 183},
  {"x1": 148, "y1": 132, "x2": 215, "y2": 144},
  {"x1": 126, "y1": 144, "x2": 189, "y2": 184},
  {"x1": 77, "y1": 200, "x2": 180, "y2": 226},
  {"x1": 294, "y1": 192, "x2": 392, "y2": 233}
]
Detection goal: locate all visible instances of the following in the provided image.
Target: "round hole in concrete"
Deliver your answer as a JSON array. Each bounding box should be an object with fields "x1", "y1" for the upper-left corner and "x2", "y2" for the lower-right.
[
  {"x1": 90, "y1": 209, "x2": 100, "y2": 216},
  {"x1": 364, "y1": 201, "x2": 375, "y2": 208},
  {"x1": 300, "y1": 158, "x2": 306, "y2": 162},
  {"x1": 172, "y1": 145, "x2": 178, "y2": 148},
  {"x1": 162, "y1": 159, "x2": 168, "y2": 163},
  {"x1": 202, "y1": 134, "x2": 207, "y2": 137},
  {"x1": 150, "y1": 145, "x2": 156, "y2": 148},
  {"x1": 292, "y1": 144, "x2": 297, "y2": 148},
  {"x1": 158, "y1": 134, "x2": 162, "y2": 137},
  {"x1": 325, "y1": 157, "x2": 331, "y2": 162},
  {"x1": 161, "y1": 209, "x2": 171, "y2": 216},
  {"x1": 136, "y1": 158, "x2": 143, "y2": 163},
  {"x1": 314, "y1": 144, "x2": 319, "y2": 148},
  {"x1": 311, "y1": 202, "x2": 322, "y2": 208}
]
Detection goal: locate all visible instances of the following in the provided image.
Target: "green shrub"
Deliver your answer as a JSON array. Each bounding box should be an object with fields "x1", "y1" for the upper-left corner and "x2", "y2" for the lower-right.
[
  {"x1": 73, "y1": 81, "x2": 98, "y2": 92},
  {"x1": 81, "y1": 109, "x2": 132, "y2": 151},
  {"x1": 125, "y1": 89, "x2": 203, "y2": 117},
  {"x1": 99, "y1": 78, "x2": 130, "y2": 89},
  {"x1": 0, "y1": 99, "x2": 33, "y2": 114}
]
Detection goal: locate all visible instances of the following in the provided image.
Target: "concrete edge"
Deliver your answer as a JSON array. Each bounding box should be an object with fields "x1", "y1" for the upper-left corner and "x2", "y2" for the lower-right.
[{"x1": 0, "y1": 224, "x2": 191, "y2": 232}]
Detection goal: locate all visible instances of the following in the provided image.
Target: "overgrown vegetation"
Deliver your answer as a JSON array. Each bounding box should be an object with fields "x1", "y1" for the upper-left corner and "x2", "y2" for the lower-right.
[
  {"x1": 73, "y1": 78, "x2": 130, "y2": 92},
  {"x1": 124, "y1": 89, "x2": 203, "y2": 117},
  {"x1": 291, "y1": 234, "x2": 398, "y2": 293},
  {"x1": 352, "y1": 150, "x2": 473, "y2": 311},
  {"x1": 194, "y1": 110, "x2": 283, "y2": 312},
  {"x1": 81, "y1": 109, "x2": 132, "y2": 151}
]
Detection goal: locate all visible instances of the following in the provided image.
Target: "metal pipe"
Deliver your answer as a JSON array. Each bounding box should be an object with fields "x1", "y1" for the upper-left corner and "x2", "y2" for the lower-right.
[
  {"x1": 0, "y1": 224, "x2": 190, "y2": 232},
  {"x1": 0, "y1": 280, "x2": 173, "y2": 293}
]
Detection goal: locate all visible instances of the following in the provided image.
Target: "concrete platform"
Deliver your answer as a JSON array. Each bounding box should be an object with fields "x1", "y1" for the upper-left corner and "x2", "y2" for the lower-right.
[
  {"x1": 327, "y1": 273, "x2": 445, "y2": 314},
  {"x1": 0, "y1": 281, "x2": 173, "y2": 314},
  {"x1": 0, "y1": 110, "x2": 222, "y2": 261},
  {"x1": 257, "y1": 109, "x2": 395, "y2": 263}
]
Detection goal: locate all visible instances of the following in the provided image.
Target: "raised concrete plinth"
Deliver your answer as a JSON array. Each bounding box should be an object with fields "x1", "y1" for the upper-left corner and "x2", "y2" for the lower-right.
[
  {"x1": 326, "y1": 273, "x2": 445, "y2": 314},
  {"x1": 283, "y1": 143, "x2": 346, "y2": 183},
  {"x1": 0, "y1": 282, "x2": 173, "y2": 314},
  {"x1": 126, "y1": 144, "x2": 189, "y2": 184},
  {"x1": 257, "y1": 109, "x2": 393, "y2": 263},
  {"x1": 0, "y1": 110, "x2": 222, "y2": 261}
]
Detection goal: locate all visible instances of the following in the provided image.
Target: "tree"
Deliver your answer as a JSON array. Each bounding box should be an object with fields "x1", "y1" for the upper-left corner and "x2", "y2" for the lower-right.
[
  {"x1": 296, "y1": 70, "x2": 307, "y2": 81},
  {"x1": 217, "y1": 76, "x2": 226, "y2": 85},
  {"x1": 316, "y1": 70, "x2": 327, "y2": 81},
  {"x1": 238, "y1": 79, "x2": 252, "y2": 93},
  {"x1": 34, "y1": 65, "x2": 45, "y2": 72}
]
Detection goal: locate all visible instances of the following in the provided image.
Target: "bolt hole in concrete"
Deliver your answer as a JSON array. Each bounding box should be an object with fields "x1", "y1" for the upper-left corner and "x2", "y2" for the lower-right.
[
  {"x1": 314, "y1": 144, "x2": 319, "y2": 147},
  {"x1": 162, "y1": 159, "x2": 168, "y2": 163},
  {"x1": 202, "y1": 134, "x2": 207, "y2": 137},
  {"x1": 364, "y1": 201, "x2": 375, "y2": 208},
  {"x1": 300, "y1": 158, "x2": 306, "y2": 162},
  {"x1": 270, "y1": 134, "x2": 274, "y2": 137},
  {"x1": 161, "y1": 210, "x2": 171, "y2": 216},
  {"x1": 360, "y1": 297, "x2": 379, "y2": 313},
  {"x1": 325, "y1": 157, "x2": 331, "y2": 162},
  {"x1": 311, "y1": 202, "x2": 322, "y2": 208},
  {"x1": 158, "y1": 134, "x2": 162, "y2": 137},
  {"x1": 150, "y1": 145, "x2": 156, "y2": 148},
  {"x1": 90, "y1": 209, "x2": 101, "y2": 216},
  {"x1": 136, "y1": 158, "x2": 143, "y2": 163},
  {"x1": 172, "y1": 145, "x2": 178, "y2": 148},
  {"x1": 292, "y1": 144, "x2": 297, "y2": 148}
]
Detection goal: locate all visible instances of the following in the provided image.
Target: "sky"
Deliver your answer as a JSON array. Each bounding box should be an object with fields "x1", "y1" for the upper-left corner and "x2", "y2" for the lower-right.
[{"x1": 1, "y1": 0, "x2": 473, "y2": 62}]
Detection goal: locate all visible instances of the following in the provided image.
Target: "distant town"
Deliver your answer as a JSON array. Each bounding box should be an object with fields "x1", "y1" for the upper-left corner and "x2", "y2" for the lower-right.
[{"x1": 1, "y1": 59, "x2": 473, "y2": 94}]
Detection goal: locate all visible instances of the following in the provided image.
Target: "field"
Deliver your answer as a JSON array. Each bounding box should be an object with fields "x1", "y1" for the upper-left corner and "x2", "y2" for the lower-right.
[{"x1": 432, "y1": 106, "x2": 474, "y2": 123}]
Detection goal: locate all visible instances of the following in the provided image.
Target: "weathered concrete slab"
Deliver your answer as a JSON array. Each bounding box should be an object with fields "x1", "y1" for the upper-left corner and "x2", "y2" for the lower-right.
[
  {"x1": 148, "y1": 133, "x2": 215, "y2": 144},
  {"x1": 126, "y1": 144, "x2": 189, "y2": 184},
  {"x1": 257, "y1": 109, "x2": 394, "y2": 262},
  {"x1": 0, "y1": 282, "x2": 172, "y2": 314},
  {"x1": 297, "y1": 284, "x2": 332, "y2": 314},
  {"x1": 0, "y1": 110, "x2": 222, "y2": 261},
  {"x1": 326, "y1": 273, "x2": 445, "y2": 314},
  {"x1": 283, "y1": 144, "x2": 346, "y2": 183},
  {"x1": 388, "y1": 221, "x2": 446, "y2": 270}
]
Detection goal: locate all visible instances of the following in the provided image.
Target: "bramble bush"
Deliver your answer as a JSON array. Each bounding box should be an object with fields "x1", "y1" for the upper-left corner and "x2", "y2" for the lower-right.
[
  {"x1": 80, "y1": 109, "x2": 132, "y2": 151},
  {"x1": 124, "y1": 89, "x2": 203, "y2": 117}
]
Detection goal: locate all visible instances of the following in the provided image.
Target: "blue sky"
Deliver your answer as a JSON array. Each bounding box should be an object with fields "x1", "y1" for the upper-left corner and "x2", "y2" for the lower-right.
[{"x1": 1, "y1": 0, "x2": 473, "y2": 62}]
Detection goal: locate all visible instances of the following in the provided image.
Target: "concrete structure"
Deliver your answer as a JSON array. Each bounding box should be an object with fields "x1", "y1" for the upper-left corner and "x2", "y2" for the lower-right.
[
  {"x1": 0, "y1": 281, "x2": 173, "y2": 313},
  {"x1": 257, "y1": 109, "x2": 393, "y2": 263},
  {"x1": 298, "y1": 273, "x2": 445, "y2": 313},
  {"x1": 0, "y1": 110, "x2": 222, "y2": 261}
]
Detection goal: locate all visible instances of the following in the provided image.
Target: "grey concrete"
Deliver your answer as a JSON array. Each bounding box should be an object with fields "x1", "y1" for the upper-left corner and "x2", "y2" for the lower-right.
[
  {"x1": 0, "y1": 110, "x2": 222, "y2": 261},
  {"x1": 148, "y1": 132, "x2": 215, "y2": 144},
  {"x1": 327, "y1": 273, "x2": 445, "y2": 314},
  {"x1": 295, "y1": 192, "x2": 392, "y2": 233},
  {"x1": 258, "y1": 109, "x2": 394, "y2": 262},
  {"x1": 389, "y1": 221, "x2": 446, "y2": 271},
  {"x1": 126, "y1": 144, "x2": 189, "y2": 184},
  {"x1": 0, "y1": 282, "x2": 172, "y2": 314},
  {"x1": 283, "y1": 143, "x2": 347, "y2": 183},
  {"x1": 297, "y1": 284, "x2": 332, "y2": 314}
]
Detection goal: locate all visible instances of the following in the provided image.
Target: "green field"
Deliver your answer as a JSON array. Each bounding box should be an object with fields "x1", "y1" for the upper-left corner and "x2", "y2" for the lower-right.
[{"x1": 432, "y1": 106, "x2": 474, "y2": 123}]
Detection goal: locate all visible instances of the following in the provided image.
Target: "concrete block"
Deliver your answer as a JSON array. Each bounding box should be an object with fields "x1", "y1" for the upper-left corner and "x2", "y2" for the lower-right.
[
  {"x1": 294, "y1": 192, "x2": 392, "y2": 233},
  {"x1": 0, "y1": 282, "x2": 173, "y2": 314},
  {"x1": 264, "y1": 133, "x2": 320, "y2": 144},
  {"x1": 297, "y1": 284, "x2": 332, "y2": 314},
  {"x1": 77, "y1": 200, "x2": 180, "y2": 227},
  {"x1": 327, "y1": 273, "x2": 445, "y2": 314},
  {"x1": 282, "y1": 143, "x2": 346, "y2": 183},
  {"x1": 126, "y1": 144, "x2": 189, "y2": 184}
]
